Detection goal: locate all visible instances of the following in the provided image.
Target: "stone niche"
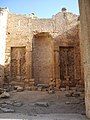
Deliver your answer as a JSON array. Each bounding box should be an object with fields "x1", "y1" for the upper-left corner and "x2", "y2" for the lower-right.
[
  {"x1": 10, "y1": 47, "x2": 26, "y2": 82},
  {"x1": 54, "y1": 26, "x2": 83, "y2": 88},
  {"x1": 32, "y1": 32, "x2": 54, "y2": 84}
]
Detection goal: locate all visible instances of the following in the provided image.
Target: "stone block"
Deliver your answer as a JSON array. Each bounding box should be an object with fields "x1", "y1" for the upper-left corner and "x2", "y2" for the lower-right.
[
  {"x1": 34, "y1": 102, "x2": 49, "y2": 107},
  {"x1": 0, "y1": 92, "x2": 10, "y2": 98}
]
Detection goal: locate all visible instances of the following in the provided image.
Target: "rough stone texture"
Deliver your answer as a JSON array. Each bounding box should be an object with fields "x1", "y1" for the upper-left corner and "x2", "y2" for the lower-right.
[
  {"x1": 34, "y1": 102, "x2": 49, "y2": 107},
  {"x1": 1, "y1": 5, "x2": 90, "y2": 119},
  {"x1": 0, "y1": 92, "x2": 10, "y2": 98},
  {"x1": 32, "y1": 33, "x2": 54, "y2": 84},
  {"x1": 54, "y1": 25, "x2": 84, "y2": 87},
  {"x1": 0, "y1": 8, "x2": 8, "y2": 86},
  {"x1": 3, "y1": 9, "x2": 83, "y2": 88},
  {"x1": 0, "y1": 107, "x2": 15, "y2": 113},
  {"x1": 79, "y1": 0, "x2": 90, "y2": 118}
]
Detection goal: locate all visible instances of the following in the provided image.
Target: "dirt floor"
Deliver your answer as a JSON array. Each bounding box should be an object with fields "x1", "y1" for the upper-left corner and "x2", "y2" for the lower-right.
[{"x1": 0, "y1": 90, "x2": 86, "y2": 119}]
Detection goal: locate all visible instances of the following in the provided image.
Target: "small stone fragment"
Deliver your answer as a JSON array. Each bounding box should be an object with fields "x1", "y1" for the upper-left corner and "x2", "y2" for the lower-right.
[
  {"x1": 0, "y1": 88, "x2": 3, "y2": 94},
  {"x1": 4, "y1": 100, "x2": 13, "y2": 105},
  {"x1": 0, "y1": 92, "x2": 10, "y2": 98},
  {"x1": 0, "y1": 107, "x2": 15, "y2": 113},
  {"x1": 72, "y1": 92, "x2": 80, "y2": 97},
  {"x1": 35, "y1": 102, "x2": 49, "y2": 107},
  {"x1": 16, "y1": 86, "x2": 24, "y2": 92},
  {"x1": 37, "y1": 84, "x2": 49, "y2": 88},
  {"x1": 65, "y1": 91, "x2": 73, "y2": 97},
  {"x1": 37, "y1": 84, "x2": 49, "y2": 91},
  {"x1": 1, "y1": 103, "x2": 8, "y2": 108},
  {"x1": 37, "y1": 87, "x2": 42, "y2": 91},
  {"x1": 65, "y1": 101, "x2": 71, "y2": 104},
  {"x1": 13, "y1": 102, "x2": 23, "y2": 107},
  {"x1": 60, "y1": 88, "x2": 66, "y2": 91},
  {"x1": 48, "y1": 90, "x2": 55, "y2": 94}
]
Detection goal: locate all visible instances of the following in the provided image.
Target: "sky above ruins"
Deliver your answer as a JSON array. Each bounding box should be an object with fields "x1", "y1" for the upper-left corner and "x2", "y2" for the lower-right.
[{"x1": 0, "y1": 0, "x2": 79, "y2": 18}]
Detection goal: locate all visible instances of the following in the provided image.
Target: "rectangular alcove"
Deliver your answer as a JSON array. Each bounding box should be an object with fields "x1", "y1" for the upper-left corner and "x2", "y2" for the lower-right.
[{"x1": 11, "y1": 47, "x2": 26, "y2": 82}]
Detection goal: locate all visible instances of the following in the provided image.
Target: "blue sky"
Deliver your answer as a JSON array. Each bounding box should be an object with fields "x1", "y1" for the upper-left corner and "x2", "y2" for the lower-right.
[{"x1": 0, "y1": 0, "x2": 79, "y2": 18}]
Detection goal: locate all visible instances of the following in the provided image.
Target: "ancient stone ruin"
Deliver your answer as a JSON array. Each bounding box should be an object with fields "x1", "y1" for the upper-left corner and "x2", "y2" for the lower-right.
[
  {"x1": 0, "y1": 8, "x2": 84, "y2": 91},
  {"x1": 0, "y1": 0, "x2": 90, "y2": 118}
]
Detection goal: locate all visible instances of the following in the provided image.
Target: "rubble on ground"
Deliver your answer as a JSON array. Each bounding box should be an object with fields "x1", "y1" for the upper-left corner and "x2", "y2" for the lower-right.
[
  {"x1": 37, "y1": 84, "x2": 49, "y2": 91},
  {"x1": 0, "y1": 92, "x2": 10, "y2": 98},
  {"x1": 34, "y1": 102, "x2": 49, "y2": 107},
  {"x1": 14, "y1": 86, "x2": 24, "y2": 92},
  {"x1": 13, "y1": 101, "x2": 23, "y2": 107},
  {"x1": 48, "y1": 89, "x2": 55, "y2": 94},
  {"x1": 0, "y1": 107, "x2": 15, "y2": 113}
]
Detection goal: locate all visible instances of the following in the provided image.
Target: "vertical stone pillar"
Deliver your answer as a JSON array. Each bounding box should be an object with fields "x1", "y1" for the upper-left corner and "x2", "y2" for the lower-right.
[
  {"x1": 79, "y1": 0, "x2": 90, "y2": 118},
  {"x1": 54, "y1": 50, "x2": 60, "y2": 79},
  {"x1": 0, "y1": 8, "x2": 8, "y2": 86},
  {"x1": 25, "y1": 45, "x2": 32, "y2": 81}
]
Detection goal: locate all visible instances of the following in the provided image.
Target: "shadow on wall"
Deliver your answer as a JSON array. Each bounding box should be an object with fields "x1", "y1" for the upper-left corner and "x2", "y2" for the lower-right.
[
  {"x1": 0, "y1": 64, "x2": 4, "y2": 87},
  {"x1": 4, "y1": 63, "x2": 11, "y2": 83}
]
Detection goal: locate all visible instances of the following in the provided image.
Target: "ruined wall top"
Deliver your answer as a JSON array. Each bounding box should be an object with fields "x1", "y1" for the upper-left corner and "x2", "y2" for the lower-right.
[
  {"x1": 0, "y1": 7, "x2": 9, "y2": 13},
  {"x1": 7, "y1": 8, "x2": 79, "y2": 38}
]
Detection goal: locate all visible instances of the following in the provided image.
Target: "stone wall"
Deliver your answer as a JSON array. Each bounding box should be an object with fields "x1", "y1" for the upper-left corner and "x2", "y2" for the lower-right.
[
  {"x1": 54, "y1": 25, "x2": 83, "y2": 87},
  {"x1": 79, "y1": 0, "x2": 90, "y2": 118},
  {"x1": 32, "y1": 33, "x2": 54, "y2": 84},
  {"x1": 5, "y1": 13, "x2": 33, "y2": 85},
  {"x1": 0, "y1": 8, "x2": 8, "y2": 86},
  {"x1": 4, "y1": 8, "x2": 82, "y2": 87}
]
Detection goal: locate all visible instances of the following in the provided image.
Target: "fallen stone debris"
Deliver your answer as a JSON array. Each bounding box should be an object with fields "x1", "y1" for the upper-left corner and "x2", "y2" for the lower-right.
[
  {"x1": 48, "y1": 89, "x2": 55, "y2": 94},
  {"x1": 14, "y1": 86, "x2": 24, "y2": 92},
  {"x1": 0, "y1": 92, "x2": 10, "y2": 98},
  {"x1": 0, "y1": 107, "x2": 15, "y2": 113},
  {"x1": 34, "y1": 102, "x2": 49, "y2": 107},
  {"x1": 65, "y1": 91, "x2": 82, "y2": 98},
  {"x1": 13, "y1": 101, "x2": 23, "y2": 107},
  {"x1": 37, "y1": 84, "x2": 49, "y2": 91}
]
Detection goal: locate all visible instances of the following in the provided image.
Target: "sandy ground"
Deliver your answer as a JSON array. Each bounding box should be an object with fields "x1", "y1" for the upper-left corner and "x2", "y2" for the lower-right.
[
  {"x1": 0, "y1": 90, "x2": 89, "y2": 120},
  {"x1": 0, "y1": 113, "x2": 88, "y2": 120}
]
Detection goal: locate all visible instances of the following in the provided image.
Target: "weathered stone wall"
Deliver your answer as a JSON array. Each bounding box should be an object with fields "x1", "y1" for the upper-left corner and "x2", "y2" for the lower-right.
[
  {"x1": 54, "y1": 25, "x2": 83, "y2": 87},
  {"x1": 52, "y1": 11, "x2": 78, "y2": 35},
  {"x1": 5, "y1": 13, "x2": 33, "y2": 84},
  {"x1": 4, "y1": 9, "x2": 82, "y2": 86},
  {"x1": 0, "y1": 8, "x2": 8, "y2": 86},
  {"x1": 31, "y1": 19, "x2": 54, "y2": 34},
  {"x1": 32, "y1": 33, "x2": 54, "y2": 84},
  {"x1": 79, "y1": 0, "x2": 90, "y2": 118}
]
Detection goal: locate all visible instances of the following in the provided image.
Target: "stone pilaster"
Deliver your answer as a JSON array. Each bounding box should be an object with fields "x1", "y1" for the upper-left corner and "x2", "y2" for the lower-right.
[{"x1": 79, "y1": 0, "x2": 90, "y2": 118}]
